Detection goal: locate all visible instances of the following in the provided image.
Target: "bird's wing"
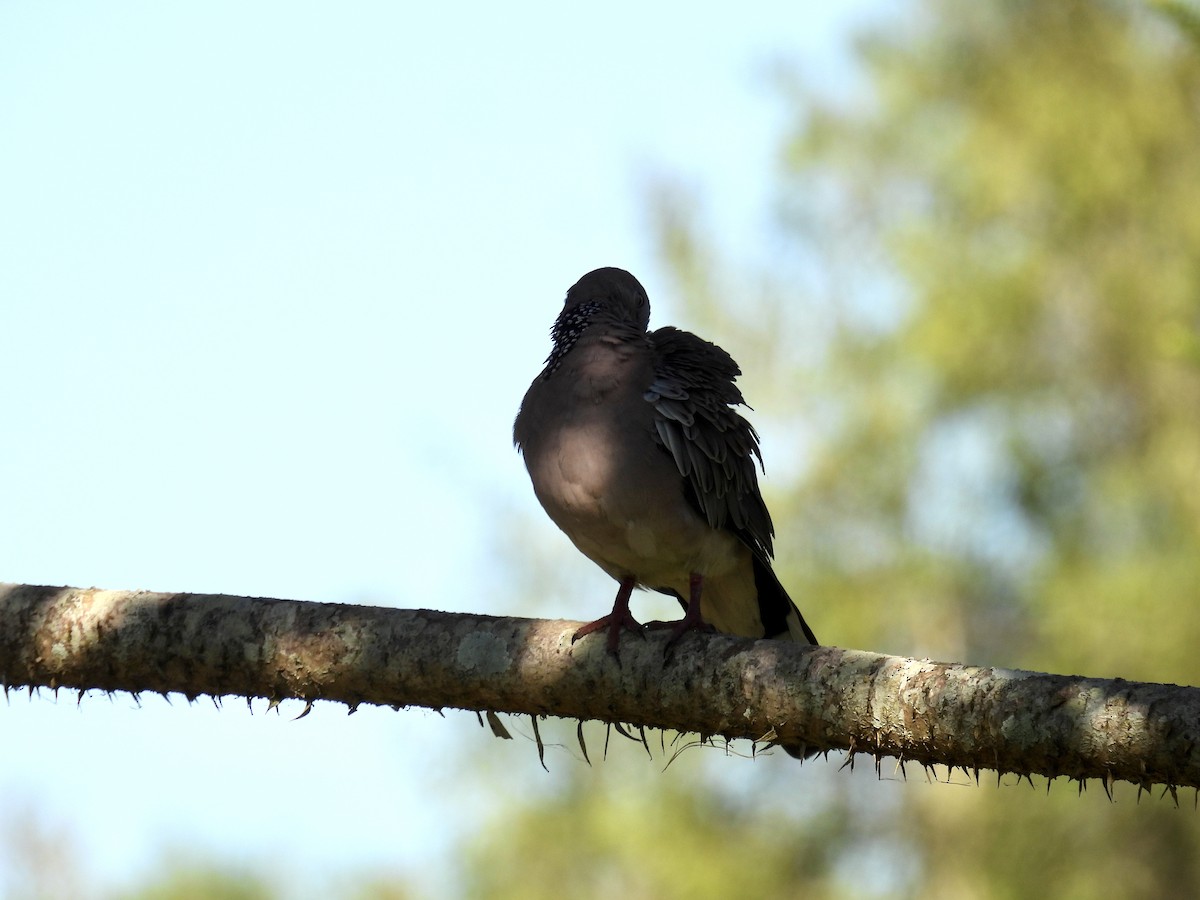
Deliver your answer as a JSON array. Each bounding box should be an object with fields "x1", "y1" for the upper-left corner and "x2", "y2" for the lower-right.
[{"x1": 645, "y1": 326, "x2": 775, "y2": 561}]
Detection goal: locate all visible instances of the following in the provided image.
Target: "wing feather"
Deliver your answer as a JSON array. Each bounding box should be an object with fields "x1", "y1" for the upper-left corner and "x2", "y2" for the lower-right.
[{"x1": 645, "y1": 326, "x2": 775, "y2": 560}]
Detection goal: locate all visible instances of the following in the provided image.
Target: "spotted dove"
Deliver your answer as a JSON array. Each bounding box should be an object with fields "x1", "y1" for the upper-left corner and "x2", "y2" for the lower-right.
[{"x1": 514, "y1": 267, "x2": 818, "y2": 656}]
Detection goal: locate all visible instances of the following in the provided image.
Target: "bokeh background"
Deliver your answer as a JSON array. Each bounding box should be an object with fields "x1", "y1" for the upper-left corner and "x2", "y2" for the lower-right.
[{"x1": 3, "y1": 1, "x2": 1200, "y2": 897}]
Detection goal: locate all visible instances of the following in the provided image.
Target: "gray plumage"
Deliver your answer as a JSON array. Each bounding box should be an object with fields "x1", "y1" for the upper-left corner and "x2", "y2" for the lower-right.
[{"x1": 513, "y1": 267, "x2": 817, "y2": 650}]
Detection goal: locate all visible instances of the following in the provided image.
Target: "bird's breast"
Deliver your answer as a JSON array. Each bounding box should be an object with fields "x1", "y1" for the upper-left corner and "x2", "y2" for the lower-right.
[{"x1": 516, "y1": 334, "x2": 743, "y2": 586}]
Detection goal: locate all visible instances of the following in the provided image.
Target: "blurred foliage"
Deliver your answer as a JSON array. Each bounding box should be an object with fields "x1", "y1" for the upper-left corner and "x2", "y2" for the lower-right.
[
  {"x1": 468, "y1": 0, "x2": 1200, "y2": 897},
  {"x1": 464, "y1": 768, "x2": 842, "y2": 900},
  {"x1": 779, "y1": 0, "x2": 1200, "y2": 684},
  {"x1": 115, "y1": 864, "x2": 276, "y2": 900},
  {"x1": 110, "y1": 865, "x2": 416, "y2": 900}
]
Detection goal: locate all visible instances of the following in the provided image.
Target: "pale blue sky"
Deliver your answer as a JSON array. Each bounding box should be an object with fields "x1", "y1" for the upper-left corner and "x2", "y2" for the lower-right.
[{"x1": 0, "y1": 3, "x2": 877, "y2": 895}]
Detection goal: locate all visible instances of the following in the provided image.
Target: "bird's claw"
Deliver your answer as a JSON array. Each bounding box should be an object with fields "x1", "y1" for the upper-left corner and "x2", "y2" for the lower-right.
[
  {"x1": 572, "y1": 610, "x2": 645, "y2": 657},
  {"x1": 644, "y1": 616, "x2": 716, "y2": 655}
]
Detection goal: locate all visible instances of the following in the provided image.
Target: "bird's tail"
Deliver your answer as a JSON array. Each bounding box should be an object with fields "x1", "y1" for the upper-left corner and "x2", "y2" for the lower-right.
[{"x1": 753, "y1": 556, "x2": 818, "y2": 645}]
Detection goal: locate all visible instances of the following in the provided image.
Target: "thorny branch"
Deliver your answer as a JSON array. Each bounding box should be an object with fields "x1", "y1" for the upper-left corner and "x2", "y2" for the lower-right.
[{"x1": 1, "y1": 583, "x2": 1197, "y2": 795}]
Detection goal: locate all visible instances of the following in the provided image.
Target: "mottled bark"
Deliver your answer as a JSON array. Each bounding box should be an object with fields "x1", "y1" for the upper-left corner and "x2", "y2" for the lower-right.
[{"x1": 1, "y1": 583, "x2": 1196, "y2": 790}]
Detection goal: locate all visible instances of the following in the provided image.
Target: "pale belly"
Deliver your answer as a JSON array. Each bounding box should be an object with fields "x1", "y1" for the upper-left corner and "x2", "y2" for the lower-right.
[{"x1": 528, "y1": 421, "x2": 747, "y2": 597}]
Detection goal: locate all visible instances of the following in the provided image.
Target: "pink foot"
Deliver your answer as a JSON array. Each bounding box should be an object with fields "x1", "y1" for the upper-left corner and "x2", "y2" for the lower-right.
[
  {"x1": 645, "y1": 573, "x2": 714, "y2": 652},
  {"x1": 572, "y1": 577, "x2": 644, "y2": 656}
]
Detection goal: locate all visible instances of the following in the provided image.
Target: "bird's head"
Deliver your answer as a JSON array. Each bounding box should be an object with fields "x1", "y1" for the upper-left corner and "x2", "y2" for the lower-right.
[
  {"x1": 563, "y1": 267, "x2": 650, "y2": 330},
  {"x1": 542, "y1": 268, "x2": 650, "y2": 376}
]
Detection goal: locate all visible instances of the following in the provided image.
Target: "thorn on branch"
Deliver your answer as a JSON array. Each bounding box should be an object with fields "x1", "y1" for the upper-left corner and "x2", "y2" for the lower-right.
[
  {"x1": 531, "y1": 715, "x2": 548, "y2": 772},
  {"x1": 577, "y1": 721, "x2": 590, "y2": 766},
  {"x1": 485, "y1": 710, "x2": 511, "y2": 740},
  {"x1": 755, "y1": 727, "x2": 779, "y2": 754}
]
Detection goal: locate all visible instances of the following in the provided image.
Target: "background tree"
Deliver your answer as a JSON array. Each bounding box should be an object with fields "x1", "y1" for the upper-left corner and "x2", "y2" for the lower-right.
[{"x1": 465, "y1": 1, "x2": 1200, "y2": 896}]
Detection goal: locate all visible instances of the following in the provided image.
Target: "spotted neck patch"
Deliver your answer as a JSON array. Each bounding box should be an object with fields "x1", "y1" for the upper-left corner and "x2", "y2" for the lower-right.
[{"x1": 542, "y1": 299, "x2": 601, "y2": 377}]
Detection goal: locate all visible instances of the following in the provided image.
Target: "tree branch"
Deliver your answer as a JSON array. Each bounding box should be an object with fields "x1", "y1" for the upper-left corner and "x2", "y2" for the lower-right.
[{"x1": 2, "y1": 583, "x2": 1196, "y2": 791}]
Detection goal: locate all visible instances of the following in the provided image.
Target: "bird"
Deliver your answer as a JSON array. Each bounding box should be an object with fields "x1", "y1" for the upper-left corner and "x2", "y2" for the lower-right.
[{"x1": 513, "y1": 267, "x2": 818, "y2": 659}]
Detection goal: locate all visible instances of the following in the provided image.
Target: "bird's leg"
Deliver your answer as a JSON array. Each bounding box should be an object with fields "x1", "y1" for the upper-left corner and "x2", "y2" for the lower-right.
[
  {"x1": 572, "y1": 576, "x2": 644, "y2": 655},
  {"x1": 646, "y1": 572, "x2": 716, "y2": 652}
]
